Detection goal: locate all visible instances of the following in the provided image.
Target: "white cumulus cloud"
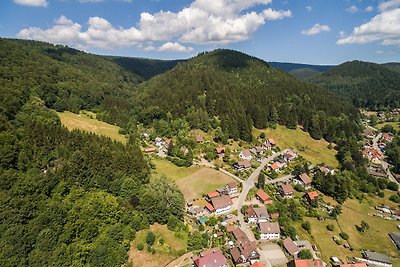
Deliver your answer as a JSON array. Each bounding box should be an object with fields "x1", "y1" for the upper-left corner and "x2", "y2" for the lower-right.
[
  {"x1": 306, "y1": 6, "x2": 312, "y2": 12},
  {"x1": 337, "y1": 6, "x2": 400, "y2": 46},
  {"x1": 158, "y1": 42, "x2": 193, "y2": 53},
  {"x1": 346, "y1": 5, "x2": 359, "y2": 13},
  {"x1": 365, "y1": 6, "x2": 374, "y2": 12},
  {"x1": 301, "y1": 23, "x2": 331, "y2": 36},
  {"x1": 379, "y1": 0, "x2": 400, "y2": 11},
  {"x1": 16, "y1": 0, "x2": 292, "y2": 51},
  {"x1": 14, "y1": 0, "x2": 48, "y2": 7}
]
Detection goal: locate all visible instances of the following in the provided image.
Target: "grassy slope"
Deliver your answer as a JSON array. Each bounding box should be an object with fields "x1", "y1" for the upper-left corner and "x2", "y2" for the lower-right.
[
  {"x1": 152, "y1": 159, "x2": 234, "y2": 201},
  {"x1": 295, "y1": 191, "x2": 400, "y2": 265},
  {"x1": 376, "y1": 121, "x2": 400, "y2": 131},
  {"x1": 128, "y1": 224, "x2": 187, "y2": 267},
  {"x1": 255, "y1": 125, "x2": 338, "y2": 167},
  {"x1": 57, "y1": 111, "x2": 127, "y2": 144}
]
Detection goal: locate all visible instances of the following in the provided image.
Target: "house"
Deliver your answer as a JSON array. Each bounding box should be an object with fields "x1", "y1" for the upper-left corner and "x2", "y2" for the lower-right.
[
  {"x1": 296, "y1": 173, "x2": 312, "y2": 189},
  {"x1": 196, "y1": 136, "x2": 204, "y2": 143},
  {"x1": 280, "y1": 184, "x2": 294, "y2": 199},
  {"x1": 154, "y1": 137, "x2": 164, "y2": 147},
  {"x1": 215, "y1": 146, "x2": 225, "y2": 154},
  {"x1": 265, "y1": 138, "x2": 277, "y2": 147},
  {"x1": 231, "y1": 228, "x2": 260, "y2": 265},
  {"x1": 382, "y1": 133, "x2": 394, "y2": 143},
  {"x1": 245, "y1": 205, "x2": 269, "y2": 224},
  {"x1": 284, "y1": 150, "x2": 298, "y2": 162},
  {"x1": 362, "y1": 251, "x2": 392, "y2": 267},
  {"x1": 211, "y1": 195, "x2": 233, "y2": 215},
  {"x1": 318, "y1": 166, "x2": 335, "y2": 175},
  {"x1": 205, "y1": 203, "x2": 215, "y2": 213},
  {"x1": 207, "y1": 191, "x2": 220, "y2": 200},
  {"x1": 362, "y1": 147, "x2": 383, "y2": 163},
  {"x1": 367, "y1": 166, "x2": 387, "y2": 179},
  {"x1": 180, "y1": 146, "x2": 189, "y2": 154},
  {"x1": 164, "y1": 138, "x2": 171, "y2": 148},
  {"x1": 251, "y1": 263, "x2": 267, "y2": 267},
  {"x1": 240, "y1": 149, "x2": 253, "y2": 160},
  {"x1": 144, "y1": 147, "x2": 156, "y2": 153},
  {"x1": 270, "y1": 213, "x2": 279, "y2": 220},
  {"x1": 305, "y1": 191, "x2": 318, "y2": 203},
  {"x1": 258, "y1": 222, "x2": 280, "y2": 240},
  {"x1": 188, "y1": 206, "x2": 206, "y2": 217},
  {"x1": 256, "y1": 189, "x2": 273, "y2": 205},
  {"x1": 234, "y1": 160, "x2": 252, "y2": 171},
  {"x1": 194, "y1": 247, "x2": 228, "y2": 267},
  {"x1": 389, "y1": 232, "x2": 400, "y2": 250},
  {"x1": 289, "y1": 259, "x2": 324, "y2": 267},
  {"x1": 254, "y1": 146, "x2": 265, "y2": 155},
  {"x1": 283, "y1": 237, "x2": 300, "y2": 257},
  {"x1": 226, "y1": 182, "x2": 238, "y2": 195},
  {"x1": 269, "y1": 162, "x2": 284, "y2": 172},
  {"x1": 363, "y1": 128, "x2": 376, "y2": 139}
]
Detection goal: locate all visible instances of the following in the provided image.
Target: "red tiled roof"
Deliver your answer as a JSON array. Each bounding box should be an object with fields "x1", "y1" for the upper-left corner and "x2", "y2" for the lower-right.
[
  {"x1": 257, "y1": 189, "x2": 272, "y2": 202},
  {"x1": 144, "y1": 147, "x2": 156, "y2": 153},
  {"x1": 270, "y1": 213, "x2": 279, "y2": 219},
  {"x1": 227, "y1": 225, "x2": 237, "y2": 232},
  {"x1": 205, "y1": 203, "x2": 215, "y2": 212},
  {"x1": 307, "y1": 191, "x2": 318, "y2": 201},
  {"x1": 207, "y1": 191, "x2": 220, "y2": 199},
  {"x1": 251, "y1": 262, "x2": 267, "y2": 267},
  {"x1": 270, "y1": 163, "x2": 281, "y2": 170},
  {"x1": 294, "y1": 259, "x2": 324, "y2": 267},
  {"x1": 268, "y1": 138, "x2": 276, "y2": 145}
]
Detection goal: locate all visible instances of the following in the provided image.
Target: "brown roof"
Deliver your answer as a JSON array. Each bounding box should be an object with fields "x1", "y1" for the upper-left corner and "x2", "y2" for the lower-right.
[
  {"x1": 144, "y1": 147, "x2": 156, "y2": 153},
  {"x1": 340, "y1": 263, "x2": 368, "y2": 267},
  {"x1": 256, "y1": 189, "x2": 271, "y2": 201},
  {"x1": 227, "y1": 225, "x2": 237, "y2": 232},
  {"x1": 245, "y1": 205, "x2": 256, "y2": 218},
  {"x1": 299, "y1": 173, "x2": 312, "y2": 185},
  {"x1": 195, "y1": 136, "x2": 204, "y2": 142},
  {"x1": 281, "y1": 184, "x2": 294, "y2": 195},
  {"x1": 205, "y1": 202, "x2": 214, "y2": 212},
  {"x1": 211, "y1": 195, "x2": 232, "y2": 210},
  {"x1": 237, "y1": 160, "x2": 252, "y2": 168},
  {"x1": 268, "y1": 138, "x2": 276, "y2": 145},
  {"x1": 232, "y1": 228, "x2": 248, "y2": 242},
  {"x1": 270, "y1": 213, "x2": 279, "y2": 219},
  {"x1": 215, "y1": 146, "x2": 225, "y2": 154},
  {"x1": 241, "y1": 149, "x2": 252, "y2": 157},
  {"x1": 270, "y1": 163, "x2": 281, "y2": 170},
  {"x1": 227, "y1": 182, "x2": 238, "y2": 190},
  {"x1": 259, "y1": 222, "x2": 280, "y2": 234},
  {"x1": 254, "y1": 206, "x2": 268, "y2": 219},
  {"x1": 230, "y1": 247, "x2": 242, "y2": 263},
  {"x1": 283, "y1": 237, "x2": 300, "y2": 255},
  {"x1": 194, "y1": 248, "x2": 227, "y2": 267}
]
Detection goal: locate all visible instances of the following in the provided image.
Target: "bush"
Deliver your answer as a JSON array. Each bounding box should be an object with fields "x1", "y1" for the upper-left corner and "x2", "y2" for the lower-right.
[
  {"x1": 298, "y1": 249, "x2": 313, "y2": 259},
  {"x1": 389, "y1": 194, "x2": 400, "y2": 203},
  {"x1": 339, "y1": 232, "x2": 349, "y2": 240},
  {"x1": 326, "y1": 224, "x2": 335, "y2": 231},
  {"x1": 302, "y1": 221, "x2": 311, "y2": 232},
  {"x1": 259, "y1": 132, "x2": 266, "y2": 139},
  {"x1": 378, "y1": 191, "x2": 385, "y2": 198},
  {"x1": 136, "y1": 242, "x2": 144, "y2": 251},
  {"x1": 146, "y1": 231, "x2": 156, "y2": 245},
  {"x1": 388, "y1": 181, "x2": 399, "y2": 191}
]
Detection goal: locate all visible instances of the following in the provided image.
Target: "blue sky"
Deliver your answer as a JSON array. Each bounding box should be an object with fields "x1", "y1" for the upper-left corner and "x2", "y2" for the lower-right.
[{"x1": 1, "y1": 0, "x2": 400, "y2": 64}]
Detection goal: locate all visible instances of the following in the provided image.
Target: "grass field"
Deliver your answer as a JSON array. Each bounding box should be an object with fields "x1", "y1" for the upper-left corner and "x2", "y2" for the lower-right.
[
  {"x1": 57, "y1": 111, "x2": 127, "y2": 143},
  {"x1": 255, "y1": 125, "x2": 338, "y2": 167},
  {"x1": 152, "y1": 159, "x2": 235, "y2": 201},
  {"x1": 296, "y1": 192, "x2": 400, "y2": 265},
  {"x1": 376, "y1": 121, "x2": 400, "y2": 131},
  {"x1": 128, "y1": 224, "x2": 187, "y2": 267}
]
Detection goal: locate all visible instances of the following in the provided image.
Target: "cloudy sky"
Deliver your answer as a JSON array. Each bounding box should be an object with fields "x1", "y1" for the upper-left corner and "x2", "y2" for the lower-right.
[{"x1": 1, "y1": 0, "x2": 399, "y2": 64}]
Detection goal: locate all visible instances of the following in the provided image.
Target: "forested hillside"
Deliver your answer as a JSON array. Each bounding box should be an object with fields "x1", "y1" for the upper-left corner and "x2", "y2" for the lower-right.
[
  {"x1": 269, "y1": 62, "x2": 333, "y2": 80},
  {"x1": 311, "y1": 60, "x2": 400, "y2": 109},
  {"x1": 133, "y1": 49, "x2": 360, "y2": 142},
  {"x1": 0, "y1": 39, "x2": 185, "y2": 266}
]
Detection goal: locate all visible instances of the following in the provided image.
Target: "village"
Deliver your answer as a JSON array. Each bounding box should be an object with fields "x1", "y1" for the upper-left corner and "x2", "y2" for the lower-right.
[{"x1": 138, "y1": 118, "x2": 400, "y2": 267}]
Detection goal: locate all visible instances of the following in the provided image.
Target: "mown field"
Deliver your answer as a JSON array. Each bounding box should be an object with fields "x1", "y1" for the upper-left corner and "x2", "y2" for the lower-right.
[
  {"x1": 255, "y1": 125, "x2": 338, "y2": 167},
  {"x1": 57, "y1": 111, "x2": 127, "y2": 144},
  {"x1": 376, "y1": 121, "x2": 400, "y2": 131},
  {"x1": 152, "y1": 159, "x2": 235, "y2": 202},
  {"x1": 128, "y1": 224, "x2": 188, "y2": 267},
  {"x1": 295, "y1": 191, "x2": 400, "y2": 266}
]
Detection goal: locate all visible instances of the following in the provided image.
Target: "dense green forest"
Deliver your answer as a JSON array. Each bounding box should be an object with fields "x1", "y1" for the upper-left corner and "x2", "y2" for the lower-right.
[
  {"x1": 0, "y1": 39, "x2": 185, "y2": 266},
  {"x1": 311, "y1": 60, "x2": 400, "y2": 110},
  {"x1": 133, "y1": 49, "x2": 360, "y2": 143},
  {"x1": 269, "y1": 62, "x2": 333, "y2": 80}
]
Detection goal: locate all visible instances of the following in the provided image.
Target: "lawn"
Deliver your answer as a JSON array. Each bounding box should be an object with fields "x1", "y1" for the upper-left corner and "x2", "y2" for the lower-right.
[
  {"x1": 128, "y1": 224, "x2": 187, "y2": 267},
  {"x1": 255, "y1": 125, "x2": 338, "y2": 167},
  {"x1": 296, "y1": 192, "x2": 400, "y2": 264},
  {"x1": 57, "y1": 111, "x2": 127, "y2": 144},
  {"x1": 152, "y1": 159, "x2": 235, "y2": 201},
  {"x1": 376, "y1": 121, "x2": 400, "y2": 131}
]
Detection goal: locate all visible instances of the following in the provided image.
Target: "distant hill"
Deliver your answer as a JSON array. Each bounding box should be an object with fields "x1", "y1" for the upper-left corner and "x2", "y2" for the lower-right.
[
  {"x1": 133, "y1": 49, "x2": 359, "y2": 141},
  {"x1": 311, "y1": 60, "x2": 400, "y2": 109},
  {"x1": 108, "y1": 56, "x2": 184, "y2": 80},
  {"x1": 382, "y1": 62, "x2": 400, "y2": 74},
  {"x1": 269, "y1": 62, "x2": 334, "y2": 80}
]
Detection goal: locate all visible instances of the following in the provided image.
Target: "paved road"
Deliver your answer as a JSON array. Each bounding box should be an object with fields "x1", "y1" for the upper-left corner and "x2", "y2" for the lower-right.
[{"x1": 372, "y1": 133, "x2": 399, "y2": 187}]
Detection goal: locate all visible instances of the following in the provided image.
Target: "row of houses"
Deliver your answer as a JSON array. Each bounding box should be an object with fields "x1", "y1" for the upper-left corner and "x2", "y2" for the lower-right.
[{"x1": 268, "y1": 150, "x2": 298, "y2": 172}]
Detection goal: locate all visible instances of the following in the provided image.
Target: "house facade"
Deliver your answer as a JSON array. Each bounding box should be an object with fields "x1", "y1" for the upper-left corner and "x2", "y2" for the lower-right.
[{"x1": 258, "y1": 222, "x2": 280, "y2": 240}]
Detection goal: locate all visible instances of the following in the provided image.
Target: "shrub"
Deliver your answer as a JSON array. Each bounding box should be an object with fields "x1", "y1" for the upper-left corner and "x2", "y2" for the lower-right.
[
  {"x1": 326, "y1": 224, "x2": 335, "y2": 231},
  {"x1": 302, "y1": 221, "x2": 311, "y2": 232},
  {"x1": 136, "y1": 243, "x2": 144, "y2": 251},
  {"x1": 298, "y1": 249, "x2": 313, "y2": 259},
  {"x1": 146, "y1": 231, "x2": 156, "y2": 245},
  {"x1": 339, "y1": 232, "x2": 349, "y2": 240}
]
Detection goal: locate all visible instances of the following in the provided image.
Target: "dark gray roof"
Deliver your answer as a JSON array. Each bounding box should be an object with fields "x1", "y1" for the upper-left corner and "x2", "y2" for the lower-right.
[
  {"x1": 363, "y1": 251, "x2": 392, "y2": 264},
  {"x1": 389, "y1": 232, "x2": 400, "y2": 249}
]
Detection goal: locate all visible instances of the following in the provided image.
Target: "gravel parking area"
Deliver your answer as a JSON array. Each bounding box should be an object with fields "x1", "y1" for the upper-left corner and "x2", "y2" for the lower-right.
[{"x1": 258, "y1": 243, "x2": 288, "y2": 266}]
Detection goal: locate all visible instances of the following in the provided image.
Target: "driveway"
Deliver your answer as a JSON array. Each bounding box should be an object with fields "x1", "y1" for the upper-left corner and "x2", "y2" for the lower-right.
[{"x1": 258, "y1": 243, "x2": 288, "y2": 267}]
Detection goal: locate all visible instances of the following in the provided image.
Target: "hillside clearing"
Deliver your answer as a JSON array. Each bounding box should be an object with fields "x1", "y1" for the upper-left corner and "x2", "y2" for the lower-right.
[
  {"x1": 128, "y1": 224, "x2": 187, "y2": 267},
  {"x1": 376, "y1": 121, "x2": 400, "y2": 131},
  {"x1": 152, "y1": 159, "x2": 235, "y2": 201},
  {"x1": 255, "y1": 125, "x2": 338, "y2": 167},
  {"x1": 57, "y1": 111, "x2": 127, "y2": 144}
]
